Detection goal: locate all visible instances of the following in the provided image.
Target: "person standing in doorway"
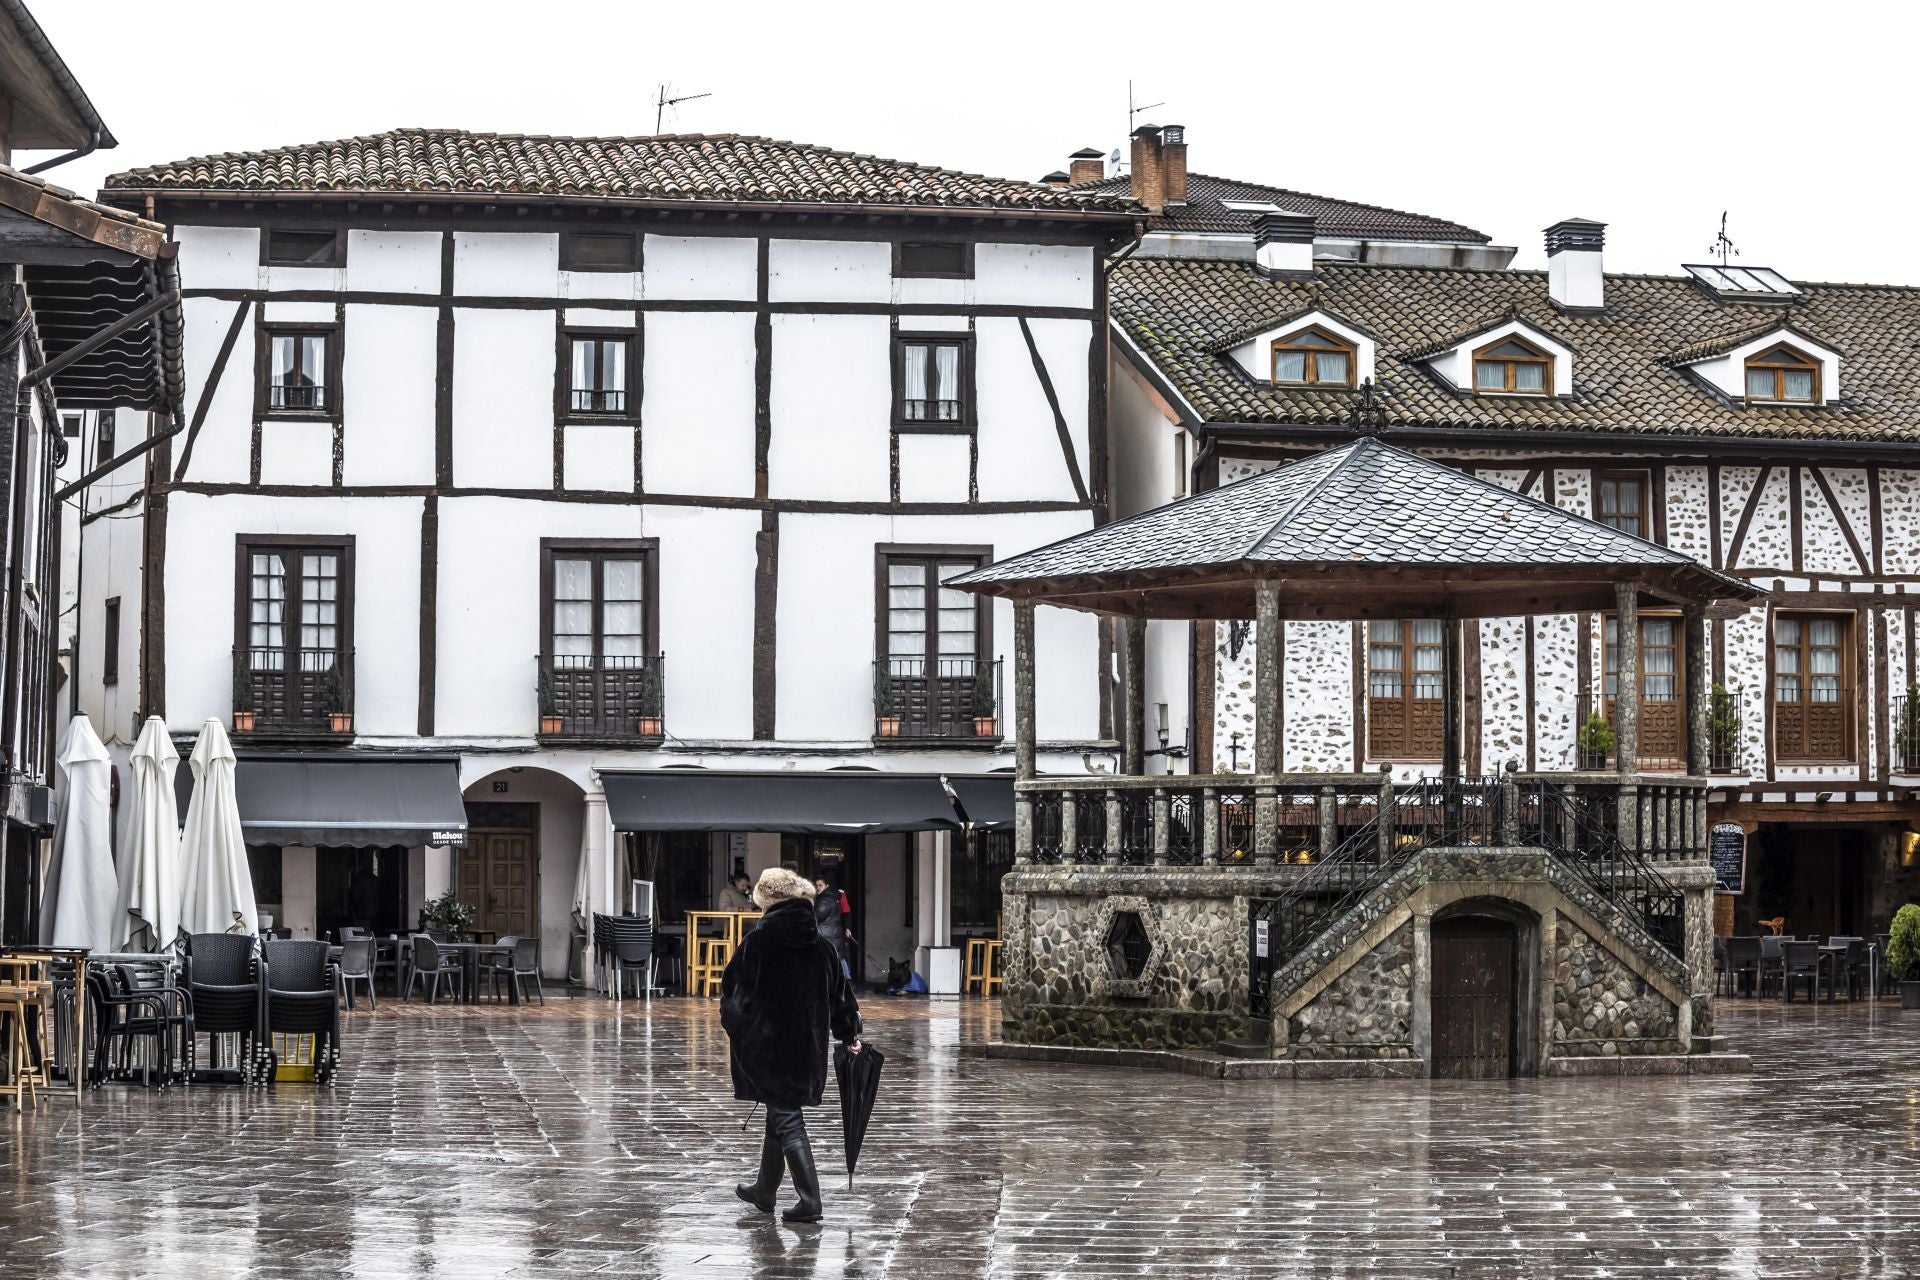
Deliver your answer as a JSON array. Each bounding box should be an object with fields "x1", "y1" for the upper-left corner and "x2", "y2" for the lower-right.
[
  {"x1": 813, "y1": 877, "x2": 854, "y2": 982},
  {"x1": 722, "y1": 868, "x2": 862, "y2": 1223},
  {"x1": 716, "y1": 871, "x2": 754, "y2": 914}
]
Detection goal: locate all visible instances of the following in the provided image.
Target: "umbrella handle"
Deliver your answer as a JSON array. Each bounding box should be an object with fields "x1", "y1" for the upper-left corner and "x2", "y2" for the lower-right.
[{"x1": 740, "y1": 1101, "x2": 759, "y2": 1132}]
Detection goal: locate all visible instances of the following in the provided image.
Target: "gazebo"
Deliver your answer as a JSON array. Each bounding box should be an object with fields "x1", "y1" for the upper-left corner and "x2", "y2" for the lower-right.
[{"x1": 951, "y1": 435, "x2": 1763, "y2": 1079}]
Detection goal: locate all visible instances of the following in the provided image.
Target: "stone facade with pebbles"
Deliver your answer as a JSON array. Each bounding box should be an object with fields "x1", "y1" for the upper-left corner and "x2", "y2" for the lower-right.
[
  {"x1": 1553, "y1": 919, "x2": 1682, "y2": 1056},
  {"x1": 1285, "y1": 922, "x2": 1414, "y2": 1059}
]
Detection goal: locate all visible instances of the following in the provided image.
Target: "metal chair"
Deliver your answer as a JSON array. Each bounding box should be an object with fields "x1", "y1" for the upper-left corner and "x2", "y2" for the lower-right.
[
  {"x1": 86, "y1": 963, "x2": 194, "y2": 1086},
  {"x1": 338, "y1": 939, "x2": 377, "y2": 1011},
  {"x1": 1757, "y1": 935, "x2": 1786, "y2": 998},
  {"x1": 263, "y1": 939, "x2": 342, "y2": 1085},
  {"x1": 1781, "y1": 941, "x2": 1826, "y2": 1003},
  {"x1": 489, "y1": 937, "x2": 544, "y2": 1006},
  {"x1": 406, "y1": 934, "x2": 463, "y2": 1004},
  {"x1": 1723, "y1": 936, "x2": 1761, "y2": 997},
  {"x1": 185, "y1": 933, "x2": 266, "y2": 1084}
]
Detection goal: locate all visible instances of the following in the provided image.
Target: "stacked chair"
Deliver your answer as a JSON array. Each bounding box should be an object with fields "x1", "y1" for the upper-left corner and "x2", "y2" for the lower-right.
[
  {"x1": 185, "y1": 934, "x2": 267, "y2": 1084},
  {"x1": 592, "y1": 913, "x2": 655, "y2": 1001},
  {"x1": 85, "y1": 961, "x2": 194, "y2": 1086},
  {"x1": 262, "y1": 939, "x2": 342, "y2": 1086}
]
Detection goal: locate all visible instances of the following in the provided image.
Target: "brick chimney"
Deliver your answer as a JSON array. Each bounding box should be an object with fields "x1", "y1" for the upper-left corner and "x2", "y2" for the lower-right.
[
  {"x1": 1255, "y1": 211, "x2": 1316, "y2": 275},
  {"x1": 1129, "y1": 124, "x2": 1165, "y2": 214},
  {"x1": 1067, "y1": 147, "x2": 1104, "y2": 186},
  {"x1": 1160, "y1": 124, "x2": 1188, "y2": 206},
  {"x1": 1545, "y1": 218, "x2": 1606, "y2": 310},
  {"x1": 1040, "y1": 170, "x2": 1070, "y2": 188}
]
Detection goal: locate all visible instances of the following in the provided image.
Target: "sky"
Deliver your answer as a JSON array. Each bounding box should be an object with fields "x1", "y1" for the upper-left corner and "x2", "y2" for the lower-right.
[{"x1": 26, "y1": 0, "x2": 1920, "y2": 284}]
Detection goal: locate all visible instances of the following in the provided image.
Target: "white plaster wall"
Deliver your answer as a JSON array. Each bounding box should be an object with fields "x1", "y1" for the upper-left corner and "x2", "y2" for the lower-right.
[
  {"x1": 1797, "y1": 469, "x2": 1857, "y2": 576},
  {"x1": 176, "y1": 295, "x2": 255, "y2": 485},
  {"x1": 462, "y1": 767, "x2": 584, "y2": 979},
  {"x1": 651, "y1": 505, "x2": 760, "y2": 741},
  {"x1": 974, "y1": 316, "x2": 1090, "y2": 502},
  {"x1": 562, "y1": 272, "x2": 641, "y2": 302},
  {"x1": 451, "y1": 308, "x2": 553, "y2": 489},
  {"x1": 896, "y1": 434, "x2": 969, "y2": 503},
  {"x1": 1533, "y1": 615, "x2": 1580, "y2": 770},
  {"x1": 562, "y1": 424, "x2": 635, "y2": 492},
  {"x1": 1689, "y1": 331, "x2": 1841, "y2": 404},
  {"x1": 1881, "y1": 469, "x2": 1920, "y2": 575},
  {"x1": 774, "y1": 514, "x2": 896, "y2": 741},
  {"x1": 1144, "y1": 618, "x2": 1191, "y2": 773},
  {"x1": 261, "y1": 301, "x2": 337, "y2": 324},
  {"x1": 1281, "y1": 621, "x2": 1352, "y2": 771},
  {"x1": 1422, "y1": 320, "x2": 1572, "y2": 397},
  {"x1": 346, "y1": 231, "x2": 442, "y2": 294},
  {"x1": 972, "y1": 243, "x2": 1092, "y2": 309},
  {"x1": 1479, "y1": 616, "x2": 1528, "y2": 770},
  {"x1": 1109, "y1": 359, "x2": 1181, "y2": 520},
  {"x1": 173, "y1": 225, "x2": 261, "y2": 290},
  {"x1": 1665, "y1": 466, "x2": 1712, "y2": 560},
  {"x1": 1723, "y1": 608, "x2": 1769, "y2": 775},
  {"x1": 1224, "y1": 312, "x2": 1376, "y2": 385},
  {"x1": 644, "y1": 235, "x2": 757, "y2": 301},
  {"x1": 281, "y1": 847, "x2": 317, "y2": 939},
  {"x1": 1822, "y1": 468, "x2": 1874, "y2": 574},
  {"x1": 767, "y1": 238, "x2": 890, "y2": 304},
  {"x1": 767, "y1": 314, "x2": 890, "y2": 501},
  {"x1": 1554, "y1": 465, "x2": 1591, "y2": 517},
  {"x1": 642, "y1": 311, "x2": 756, "y2": 498},
  {"x1": 454, "y1": 232, "x2": 558, "y2": 296},
  {"x1": 1739, "y1": 468, "x2": 1794, "y2": 572},
  {"x1": 258, "y1": 420, "x2": 333, "y2": 487},
  {"x1": 72, "y1": 506, "x2": 146, "y2": 746},
  {"x1": 162, "y1": 493, "x2": 424, "y2": 736},
  {"x1": 263, "y1": 267, "x2": 344, "y2": 295},
  {"x1": 343, "y1": 304, "x2": 438, "y2": 485}
]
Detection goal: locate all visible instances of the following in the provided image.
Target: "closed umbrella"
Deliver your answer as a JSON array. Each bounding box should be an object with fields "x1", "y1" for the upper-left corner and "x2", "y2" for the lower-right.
[
  {"x1": 39, "y1": 714, "x2": 117, "y2": 951},
  {"x1": 177, "y1": 718, "x2": 257, "y2": 936},
  {"x1": 833, "y1": 1041, "x2": 885, "y2": 1189},
  {"x1": 112, "y1": 717, "x2": 182, "y2": 952}
]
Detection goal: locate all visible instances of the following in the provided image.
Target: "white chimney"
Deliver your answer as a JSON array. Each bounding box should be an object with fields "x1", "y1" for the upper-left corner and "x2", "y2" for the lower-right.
[
  {"x1": 1255, "y1": 210, "x2": 1316, "y2": 275},
  {"x1": 1545, "y1": 218, "x2": 1606, "y2": 310}
]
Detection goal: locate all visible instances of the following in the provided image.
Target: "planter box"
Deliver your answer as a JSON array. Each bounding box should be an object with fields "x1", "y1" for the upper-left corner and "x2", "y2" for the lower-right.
[
  {"x1": 636, "y1": 716, "x2": 664, "y2": 737},
  {"x1": 876, "y1": 716, "x2": 902, "y2": 738},
  {"x1": 540, "y1": 716, "x2": 565, "y2": 735},
  {"x1": 974, "y1": 716, "x2": 999, "y2": 737},
  {"x1": 232, "y1": 711, "x2": 256, "y2": 734},
  {"x1": 329, "y1": 713, "x2": 353, "y2": 734},
  {"x1": 1902, "y1": 981, "x2": 1920, "y2": 1011}
]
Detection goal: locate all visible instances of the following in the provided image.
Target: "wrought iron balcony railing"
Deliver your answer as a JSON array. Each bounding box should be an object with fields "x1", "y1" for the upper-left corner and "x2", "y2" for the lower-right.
[
  {"x1": 537, "y1": 654, "x2": 665, "y2": 741},
  {"x1": 873, "y1": 657, "x2": 1002, "y2": 741},
  {"x1": 232, "y1": 645, "x2": 353, "y2": 735},
  {"x1": 1893, "y1": 694, "x2": 1920, "y2": 774}
]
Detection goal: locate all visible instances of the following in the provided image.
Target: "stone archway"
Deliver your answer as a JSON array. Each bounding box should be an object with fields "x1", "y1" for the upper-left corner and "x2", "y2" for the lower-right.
[{"x1": 1427, "y1": 897, "x2": 1541, "y2": 1079}]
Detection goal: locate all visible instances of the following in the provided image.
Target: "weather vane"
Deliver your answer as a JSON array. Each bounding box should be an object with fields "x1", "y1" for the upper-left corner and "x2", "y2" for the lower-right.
[
  {"x1": 1347, "y1": 378, "x2": 1387, "y2": 435},
  {"x1": 1710, "y1": 212, "x2": 1738, "y2": 268}
]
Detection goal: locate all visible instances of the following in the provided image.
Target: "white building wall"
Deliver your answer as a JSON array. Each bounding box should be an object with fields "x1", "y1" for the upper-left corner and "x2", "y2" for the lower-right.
[
  {"x1": 767, "y1": 314, "x2": 891, "y2": 502},
  {"x1": 642, "y1": 311, "x2": 757, "y2": 498},
  {"x1": 451, "y1": 308, "x2": 553, "y2": 489}
]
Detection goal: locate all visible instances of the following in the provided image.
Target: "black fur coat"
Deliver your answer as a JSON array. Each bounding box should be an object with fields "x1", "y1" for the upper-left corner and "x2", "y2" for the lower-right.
[{"x1": 720, "y1": 898, "x2": 862, "y2": 1109}]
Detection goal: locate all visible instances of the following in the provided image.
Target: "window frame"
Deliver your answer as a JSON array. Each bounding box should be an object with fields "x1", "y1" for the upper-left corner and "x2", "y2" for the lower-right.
[
  {"x1": 232, "y1": 535, "x2": 357, "y2": 728},
  {"x1": 555, "y1": 325, "x2": 640, "y2": 424},
  {"x1": 538, "y1": 539, "x2": 660, "y2": 667},
  {"x1": 94, "y1": 408, "x2": 116, "y2": 469},
  {"x1": 1471, "y1": 335, "x2": 1554, "y2": 396},
  {"x1": 1743, "y1": 343, "x2": 1821, "y2": 404},
  {"x1": 102, "y1": 596, "x2": 120, "y2": 687},
  {"x1": 891, "y1": 331, "x2": 975, "y2": 430},
  {"x1": 559, "y1": 230, "x2": 642, "y2": 273},
  {"x1": 874, "y1": 545, "x2": 993, "y2": 669},
  {"x1": 1268, "y1": 325, "x2": 1358, "y2": 389},
  {"x1": 892, "y1": 240, "x2": 975, "y2": 280},
  {"x1": 1594, "y1": 470, "x2": 1652, "y2": 541},
  {"x1": 1365, "y1": 619, "x2": 1445, "y2": 762},
  {"x1": 260, "y1": 227, "x2": 347, "y2": 268},
  {"x1": 1770, "y1": 610, "x2": 1855, "y2": 763},
  {"x1": 255, "y1": 321, "x2": 343, "y2": 422}
]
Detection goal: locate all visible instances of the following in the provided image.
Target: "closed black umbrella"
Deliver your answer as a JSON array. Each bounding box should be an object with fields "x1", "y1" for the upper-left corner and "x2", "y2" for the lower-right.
[{"x1": 833, "y1": 1041, "x2": 885, "y2": 1189}]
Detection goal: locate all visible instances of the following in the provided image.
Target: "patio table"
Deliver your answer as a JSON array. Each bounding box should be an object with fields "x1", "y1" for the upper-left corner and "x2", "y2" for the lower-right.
[{"x1": 436, "y1": 942, "x2": 517, "y2": 1005}]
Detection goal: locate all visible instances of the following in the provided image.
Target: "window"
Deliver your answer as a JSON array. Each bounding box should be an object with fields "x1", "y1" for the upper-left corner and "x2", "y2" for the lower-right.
[
  {"x1": 95, "y1": 408, "x2": 115, "y2": 468},
  {"x1": 102, "y1": 597, "x2": 119, "y2": 687},
  {"x1": 895, "y1": 336, "x2": 968, "y2": 424},
  {"x1": 1366, "y1": 620, "x2": 1444, "y2": 760},
  {"x1": 237, "y1": 538, "x2": 353, "y2": 731},
  {"x1": 540, "y1": 542, "x2": 660, "y2": 738},
  {"x1": 260, "y1": 325, "x2": 338, "y2": 417},
  {"x1": 880, "y1": 550, "x2": 992, "y2": 738},
  {"x1": 566, "y1": 333, "x2": 633, "y2": 417},
  {"x1": 61, "y1": 413, "x2": 80, "y2": 440},
  {"x1": 1269, "y1": 327, "x2": 1355, "y2": 387},
  {"x1": 1744, "y1": 344, "x2": 1819, "y2": 403},
  {"x1": 1605, "y1": 614, "x2": 1684, "y2": 766},
  {"x1": 894, "y1": 241, "x2": 972, "y2": 278},
  {"x1": 261, "y1": 228, "x2": 344, "y2": 267},
  {"x1": 560, "y1": 232, "x2": 639, "y2": 272},
  {"x1": 1595, "y1": 472, "x2": 1650, "y2": 539},
  {"x1": 1472, "y1": 337, "x2": 1552, "y2": 395},
  {"x1": 1773, "y1": 613, "x2": 1852, "y2": 760}
]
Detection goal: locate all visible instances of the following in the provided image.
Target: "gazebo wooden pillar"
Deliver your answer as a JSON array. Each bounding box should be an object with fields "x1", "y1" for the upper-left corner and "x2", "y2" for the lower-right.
[
  {"x1": 1253, "y1": 579, "x2": 1281, "y2": 865},
  {"x1": 1013, "y1": 600, "x2": 1037, "y2": 864},
  {"x1": 1122, "y1": 616, "x2": 1147, "y2": 775},
  {"x1": 1614, "y1": 580, "x2": 1640, "y2": 850}
]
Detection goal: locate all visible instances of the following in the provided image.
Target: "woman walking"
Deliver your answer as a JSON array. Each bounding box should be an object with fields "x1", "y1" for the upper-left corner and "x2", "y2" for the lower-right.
[{"x1": 722, "y1": 868, "x2": 862, "y2": 1223}]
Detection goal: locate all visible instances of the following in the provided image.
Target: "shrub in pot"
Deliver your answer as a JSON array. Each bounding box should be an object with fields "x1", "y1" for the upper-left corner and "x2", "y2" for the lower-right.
[
  {"x1": 635, "y1": 663, "x2": 664, "y2": 737},
  {"x1": 1888, "y1": 903, "x2": 1920, "y2": 1010},
  {"x1": 1576, "y1": 712, "x2": 1614, "y2": 771},
  {"x1": 538, "y1": 666, "x2": 564, "y2": 736},
  {"x1": 231, "y1": 652, "x2": 256, "y2": 734},
  {"x1": 972, "y1": 668, "x2": 997, "y2": 737},
  {"x1": 874, "y1": 665, "x2": 901, "y2": 737}
]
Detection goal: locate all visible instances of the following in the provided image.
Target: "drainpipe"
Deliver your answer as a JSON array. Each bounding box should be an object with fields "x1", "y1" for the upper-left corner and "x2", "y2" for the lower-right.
[{"x1": 23, "y1": 129, "x2": 102, "y2": 176}]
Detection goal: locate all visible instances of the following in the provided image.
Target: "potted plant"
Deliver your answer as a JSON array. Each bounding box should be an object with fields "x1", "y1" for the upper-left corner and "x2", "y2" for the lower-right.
[
  {"x1": 538, "y1": 666, "x2": 564, "y2": 736},
  {"x1": 972, "y1": 668, "x2": 998, "y2": 737},
  {"x1": 231, "y1": 652, "x2": 256, "y2": 734},
  {"x1": 321, "y1": 661, "x2": 352, "y2": 734},
  {"x1": 874, "y1": 665, "x2": 901, "y2": 737},
  {"x1": 422, "y1": 890, "x2": 476, "y2": 944},
  {"x1": 1576, "y1": 712, "x2": 1614, "y2": 771},
  {"x1": 635, "y1": 662, "x2": 664, "y2": 737},
  {"x1": 1898, "y1": 683, "x2": 1920, "y2": 774},
  {"x1": 1708, "y1": 683, "x2": 1741, "y2": 772},
  {"x1": 1889, "y1": 903, "x2": 1920, "y2": 1010}
]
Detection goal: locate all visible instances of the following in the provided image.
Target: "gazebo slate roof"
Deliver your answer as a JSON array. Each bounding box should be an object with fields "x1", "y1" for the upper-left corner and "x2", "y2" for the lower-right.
[{"x1": 949, "y1": 436, "x2": 1761, "y2": 620}]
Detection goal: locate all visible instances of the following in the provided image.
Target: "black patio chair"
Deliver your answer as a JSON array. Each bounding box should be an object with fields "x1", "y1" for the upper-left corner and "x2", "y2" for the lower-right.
[
  {"x1": 184, "y1": 933, "x2": 267, "y2": 1084},
  {"x1": 406, "y1": 934, "x2": 463, "y2": 1004},
  {"x1": 85, "y1": 964, "x2": 194, "y2": 1086},
  {"x1": 1723, "y1": 936, "x2": 1761, "y2": 997},
  {"x1": 263, "y1": 939, "x2": 342, "y2": 1086},
  {"x1": 1781, "y1": 941, "x2": 1826, "y2": 1003},
  {"x1": 1757, "y1": 935, "x2": 1786, "y2": 999},
  {"x1": 596, "y1": 915, "x2": 654, "y2": 1002},
  {"x1": 1833, "y1": 938, "x2": 1868, "y2": 1001},
  {"x1": 338, "y1": 939, "x2": 377, "y2": 1012},
  {"x1": 489, "y1": 937, "x2": 544, "y2": 1006}
]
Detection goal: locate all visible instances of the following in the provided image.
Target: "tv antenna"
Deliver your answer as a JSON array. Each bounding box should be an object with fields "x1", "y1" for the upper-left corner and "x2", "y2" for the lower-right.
[
  {"x1": 1709, "y1": 211, "x2": 1739, "y2": 267},
  {"x1": 1126, "y1": 79, "x2": 1164, "y2": 157},
  {"x1": 655, "y1": 84, "x2": 713, "y2": 134}
]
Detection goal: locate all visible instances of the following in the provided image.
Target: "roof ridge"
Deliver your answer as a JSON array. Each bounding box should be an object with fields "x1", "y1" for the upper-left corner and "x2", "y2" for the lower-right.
[{"x1": 1245, "y1": 441, "x2": 1367, "y2": 560}]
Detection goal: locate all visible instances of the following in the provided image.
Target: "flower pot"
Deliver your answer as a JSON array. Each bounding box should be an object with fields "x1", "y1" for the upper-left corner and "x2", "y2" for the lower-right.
[
  {"x1": 636, "y1": 716, "x2": 664, "y2": 737},
  {"x1": 1581, "y1": 750, "x2": 1608, "y2": 771},
  {"x1": 877, "y1": 716, "x2": 902, "y2": 738},
  {"x1": 232, "y1": 710, "x2": 256, "y2": 733},
  {"x1": 540, "y1": 715, "x2": 565, "y2": 735},
  {"x1": 329, "y1": 713, "x2": 353, "y2": 734},
  {"x1": 1902, "y1": 980, "x2": 1920, "y2": 1011},
  {"x1": 974, "y1": 716, "x2": 998, "y2": 737}
]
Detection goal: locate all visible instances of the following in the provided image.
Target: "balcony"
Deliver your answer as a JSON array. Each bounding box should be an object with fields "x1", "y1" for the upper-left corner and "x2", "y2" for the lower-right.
[
  {"x1": 231, "y1": 646, "x2": 354, "y2": 738},
  {"x1": 1898, "y1": 694, "x2": 1920, "y2": 774},
  {"x1": 537, "y1": 654, "x2": 665, "y2": 744},
  {"x1": 873, "y1": 657, "x2": 1002, "y2": 744}
]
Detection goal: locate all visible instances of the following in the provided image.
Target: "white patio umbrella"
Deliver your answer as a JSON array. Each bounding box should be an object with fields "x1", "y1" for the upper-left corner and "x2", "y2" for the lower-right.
[
  {"x1": 112, "y1": 717, "x2": 182, "y2": 952},
  {"x1": 177, "y1": 718, "x2": 257, "y2": 937},
  {"x1": 39, "y1": 714, "x2": 117, "y2": 951}
]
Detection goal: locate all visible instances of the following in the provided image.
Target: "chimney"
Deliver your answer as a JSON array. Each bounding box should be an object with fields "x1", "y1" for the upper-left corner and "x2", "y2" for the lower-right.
[
  {"x1": 1255, "y1": 210, "x2": 1316, "y2": 274},
  {"x1": 1067, "y1": 147, "x2": 1104, "y2": 186},
  {"x1": 1160, "y1": 124, "x2": 1188, "y2": 205},
  {"x1": 1129, "y1": 124, "x2": 1165, "y2": 214},
  {"x1": 1545, "y1": 218, "x2": 1606, "y2": 310},
  {"x1": 1040, "y1": 170, "x2": 1070, "y2": 188}
]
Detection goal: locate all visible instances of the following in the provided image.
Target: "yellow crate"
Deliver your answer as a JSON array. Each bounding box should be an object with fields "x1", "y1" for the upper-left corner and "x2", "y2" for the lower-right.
[{"x1": 271, "y1": 1032, "x2": 316, "y2": 1082}]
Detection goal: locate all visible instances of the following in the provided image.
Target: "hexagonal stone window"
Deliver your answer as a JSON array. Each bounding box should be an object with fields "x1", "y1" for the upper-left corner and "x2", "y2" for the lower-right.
[{"x1": 1105, "y1": 910, "x2": 1152, "y2": 981}]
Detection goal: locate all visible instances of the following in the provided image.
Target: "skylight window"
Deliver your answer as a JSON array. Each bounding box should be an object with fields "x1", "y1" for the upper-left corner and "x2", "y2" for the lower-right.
[
  {"x1": 1684, "y1": 264, "x2": 1801, "y2": 299},
  {"x1": 1221, "y1": 200, "x2": 1287, "y2": 214}
]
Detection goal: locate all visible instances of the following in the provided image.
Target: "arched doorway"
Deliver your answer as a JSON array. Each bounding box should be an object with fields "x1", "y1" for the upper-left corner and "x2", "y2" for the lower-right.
[{"x1": 1429, "y1": 899, "x2": 1539, "y2": 1079}]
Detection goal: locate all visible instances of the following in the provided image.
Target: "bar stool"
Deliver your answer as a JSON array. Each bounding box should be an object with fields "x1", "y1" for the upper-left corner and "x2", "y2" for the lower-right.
[
  {"x1": 0, "y1": 957, "x2": 46, "y2": 1110},
  {"x1": 693, "y1": 938, "x2": 732, "y2": 997},
  {"x1": 981, "y1": 939, "x2": 1005, "y2": 997},
  {"x1": 964, "y1": 938, "x2": 991, "y2": 994}
]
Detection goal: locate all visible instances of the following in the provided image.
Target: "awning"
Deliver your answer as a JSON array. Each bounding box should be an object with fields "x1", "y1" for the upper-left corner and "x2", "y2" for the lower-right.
[
  {"x1": 176, "y1": 753, "x2": 469, "y2": 848},
  {"x1": 949, "y1": 776, "x2": 1014, "y2": 831},
  {"x1": 603, "y1": 770, "x2": 961, "y2": 835}
]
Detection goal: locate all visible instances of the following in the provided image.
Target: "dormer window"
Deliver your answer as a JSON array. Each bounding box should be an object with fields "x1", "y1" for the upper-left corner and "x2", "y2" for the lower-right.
[
  {"x1": 1270, "y1": 327, "x2": 1354, "y2": 387},
  {"x1": 1472, "y1": 337, "x2": 1552, "y2": 395},
  {"x1": 1744, "y1": 344, "x2": 1819, "y2": 403}
]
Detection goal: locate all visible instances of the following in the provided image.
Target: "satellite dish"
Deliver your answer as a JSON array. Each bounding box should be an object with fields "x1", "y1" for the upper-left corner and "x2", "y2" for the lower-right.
[{"x1": 1108, "y1": 149, "x2": 1122, "y2": 166}]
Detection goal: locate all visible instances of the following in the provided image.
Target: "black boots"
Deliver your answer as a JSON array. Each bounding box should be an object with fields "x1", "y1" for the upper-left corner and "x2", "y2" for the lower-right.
[
  {"x1": 734, "y1": 1128, "x2": 783, "y2": 1213},
  {"x1": 766, "y1": 1107, "x2": 823, "y2": 1223}
]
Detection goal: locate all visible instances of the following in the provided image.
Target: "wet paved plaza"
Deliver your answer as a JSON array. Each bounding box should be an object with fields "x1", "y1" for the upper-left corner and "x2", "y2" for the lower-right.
[{"x1": 1, "y1": 993, "x2": 1917, "y2": 1278}]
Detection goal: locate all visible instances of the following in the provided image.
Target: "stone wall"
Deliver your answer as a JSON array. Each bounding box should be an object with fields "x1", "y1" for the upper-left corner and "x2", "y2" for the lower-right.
[
  {"x1": 1552, "y1": 919, "x2": 1682, "y2": 1057},
  {"x1": 1286, "y1": 921, "x2": 1414, "y2": 1059}
]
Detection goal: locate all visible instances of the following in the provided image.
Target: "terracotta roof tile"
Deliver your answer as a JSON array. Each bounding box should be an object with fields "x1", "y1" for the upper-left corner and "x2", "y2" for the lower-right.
[{"x1": 1072, "y1": 172, "x2": 1490, "y2": 242}]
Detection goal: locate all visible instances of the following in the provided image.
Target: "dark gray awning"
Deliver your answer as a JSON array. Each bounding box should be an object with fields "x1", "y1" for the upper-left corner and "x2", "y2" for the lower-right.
[
  {"x1": 176, "y1": 754, "x2": 469, "y2": 848},
  {"x1": 949, "y1": 776, "x2": 1014, "y2": 831},
  {"x1": 603, "y1": 771, "x2": 961, "y2": 835}
]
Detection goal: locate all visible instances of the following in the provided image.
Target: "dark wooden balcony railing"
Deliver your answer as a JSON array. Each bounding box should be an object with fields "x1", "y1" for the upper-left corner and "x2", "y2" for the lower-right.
[
  {"x1": 901, "y1": 398, "x2": 961, "y2": 422},
  {"x1": 537, "y1": 654, "x2": 665, "y2": 742},
  {"x1": 1897, "y1": 695, "x2": 1920, "y2": 775},
  {"x1": 874, "y1": 657, "x2": 1002, "y2": 741},
  {"x1": 234, "y1": 646, "x2": 353, "y2": 734},
  {"x1": 1575, "y1": 691, "x2": 1683, "y2": 771},
  {"x1": 268, "y1": 382, "x2": 326, "y2": 411}
]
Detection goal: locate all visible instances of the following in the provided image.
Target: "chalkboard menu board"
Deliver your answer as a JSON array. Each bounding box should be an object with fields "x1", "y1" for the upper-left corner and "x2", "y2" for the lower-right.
[{"x1": 1709, "y1": 822, "x2": 1746, "y2": 894}]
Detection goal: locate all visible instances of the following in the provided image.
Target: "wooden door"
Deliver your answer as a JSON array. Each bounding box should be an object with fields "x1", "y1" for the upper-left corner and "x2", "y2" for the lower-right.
[
  {"x1": 1431, "y1": 919, "x2": 1516, "y2": 1079},
  {"x1": 459, "y1": 830, "x2": 538, "y2": 940}
]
